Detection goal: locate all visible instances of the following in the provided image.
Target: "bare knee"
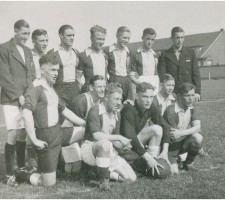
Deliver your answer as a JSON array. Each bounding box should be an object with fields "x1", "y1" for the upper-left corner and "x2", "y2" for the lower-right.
[
  {"x1": 192, "y1": 133, "x2": 203, "y2": 145},
  {"x1": 151, "y1": 125, "x2": 163, "y2": 138},
  {"x1": 41, "y1": 172, "x2": 56, "y2": 187},
  {"x1": 93, "y1": 140, "x2": 112, "y2": 156}
]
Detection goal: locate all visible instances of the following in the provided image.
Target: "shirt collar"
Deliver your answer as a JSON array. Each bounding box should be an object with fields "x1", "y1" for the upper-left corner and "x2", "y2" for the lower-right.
[
  {"x1": 174, "y1": 102, "x2": 194, "y2": 113},
  {"x1": 85, "y1": 47, "x2": 104, "y2": 57},
  {"x1": 98, "y1": 103, "x2": 118, "y2": 121},
  {"x1": 109, "y1": 43, "x2": 129, "y2": 53},
  {"x1": 157, "y1": 93, "x2": 175, "y2": 103},
  {"x1": 31, "y1": 49, "x2": 40, "y2": 57},
  {"x1": 54, "y1": 45, "x2": 75, "y2": 52},
  {"x1": 34, "y1": 78, "x2": 53, "y2": 91},
  {"x1": 137, "y1": 46, "x2": 156, "y2": 55}
]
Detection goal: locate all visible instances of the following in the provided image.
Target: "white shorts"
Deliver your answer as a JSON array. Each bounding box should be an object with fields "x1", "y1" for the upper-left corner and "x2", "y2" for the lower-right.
[
  {"x1": 3, "y1": 105, "x2": 24, "y2": 130},
  {"x1": 81, "y1": 140, "x2": 127, "y2": 171}
]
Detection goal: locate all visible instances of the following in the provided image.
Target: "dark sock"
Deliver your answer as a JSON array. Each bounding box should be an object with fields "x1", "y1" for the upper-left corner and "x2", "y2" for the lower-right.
[
  {"x1": 185, "y1": 148, "x2": 200, "y2": 164},
  {"x1": 5, "y1": 143, "x2": 15, "y2": 175},
  {"x1": 27, "y1": 145, "x2": 37, "y2": 168},
  {"x1": 16, "y1": 141, "x2": 26, "y2": 168},
  {"x1": 97, "y1": 166, "x2": 109, "y2": 181}
]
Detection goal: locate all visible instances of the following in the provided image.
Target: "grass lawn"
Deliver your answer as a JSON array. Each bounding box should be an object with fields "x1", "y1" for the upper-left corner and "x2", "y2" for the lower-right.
[{"x1": 0, "y1": 80, "x2": 225, "y2": 198}]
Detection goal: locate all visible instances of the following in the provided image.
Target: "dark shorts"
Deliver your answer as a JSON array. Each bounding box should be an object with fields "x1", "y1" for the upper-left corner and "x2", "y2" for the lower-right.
[
  {"x1": 36, "y1": 124, "x2": 73, "y2": 173},
  {"x1": 115, "y1": 76, "x2": 133, "y2": 102}
]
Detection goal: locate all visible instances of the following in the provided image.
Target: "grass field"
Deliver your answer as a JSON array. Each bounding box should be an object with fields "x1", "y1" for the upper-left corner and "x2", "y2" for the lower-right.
[{"x1": 0, "y1": 80, "x2": 225, "y2": 199}]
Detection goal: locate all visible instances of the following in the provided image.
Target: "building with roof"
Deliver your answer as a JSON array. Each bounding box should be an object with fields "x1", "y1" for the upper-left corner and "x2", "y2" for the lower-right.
[{"x1": 128, "y1": 29, "x2": 225, "y2": 67}]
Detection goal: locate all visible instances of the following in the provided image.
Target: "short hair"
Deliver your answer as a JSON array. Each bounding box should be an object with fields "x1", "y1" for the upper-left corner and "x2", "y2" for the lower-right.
[
  {"x1": 143, "y1": 28, "x2": 156, "y2": 37},
  {"x1": 136, "y1": 82, "x2": 155, "y2": 93},
  {"x1": 89, "y1": 75, "x2": 105, "y2": 86},
  {"x1": 32, "y1": 29, "x2": 48, "y2": 40},
  {"x1": 14, "y1": 19, "x2": 29, "y2": 30},
  {"x1": 90, "y1": 25, "x2": 107, "y2": 37},
  {"x1": 58, "y1": 24, "x2": 74, "y2": 35},
  {"x1": 171, "y1": 26, "x2": 184, "y2": 37},
  {"x1": 178, "y1": 83, "x2": 195, "y2": 95},
  {"x1": 39, "y1": 53, "x2": 59, "y2": 67},
  {"x1": 105, "y1": 82, "x2": 123, "y2": 96},
  {"x1": 116, "y1": 26, "x2": 130, "y2": 36},
  {"x1": 159, "y1": 74, "x2": 175, "y2": 83}
]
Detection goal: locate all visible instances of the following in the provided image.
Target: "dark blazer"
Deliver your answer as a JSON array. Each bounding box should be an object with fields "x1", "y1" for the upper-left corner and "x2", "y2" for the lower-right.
[
  {"x1": 0, "y1": 39, "x2": 34, "y2": 105},
  {"x1": 158, "y1": 46, "x2": 201, "y2": 94}
]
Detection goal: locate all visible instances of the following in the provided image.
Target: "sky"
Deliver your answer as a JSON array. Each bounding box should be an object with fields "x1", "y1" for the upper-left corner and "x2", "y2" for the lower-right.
[{"x1": 0, "y1": 1, "x2": 225, "y2": 52}]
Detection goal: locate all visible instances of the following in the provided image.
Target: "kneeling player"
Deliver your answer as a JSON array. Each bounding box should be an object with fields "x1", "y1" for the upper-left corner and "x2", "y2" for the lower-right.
[
  {"x1": 120, "y1": 82, "x2": 170, "y2": 176},
  {"x1": 163, "y1": 83, "x2": 203, "y2": 175},
  {"x1": 21, "y1": 54, "x2": 86, "y2": 186},
  {"x1": 81, "y1": 82, "x2": 136, "y2": 191}
]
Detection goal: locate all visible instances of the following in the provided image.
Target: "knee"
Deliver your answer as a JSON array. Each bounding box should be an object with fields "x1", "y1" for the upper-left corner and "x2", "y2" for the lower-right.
[
  {"x1": 122, "y1": 172, "x2": 137, "y2": 182},
  {"x1": 95, "y1": 140, "x2": 112, "y2": 155},
  {"x1": 151, "y1": 125, "x2": 163, "y2": 138},
  {"x1": 191, "y1": 133, "x2": 203, "y2": 147}
]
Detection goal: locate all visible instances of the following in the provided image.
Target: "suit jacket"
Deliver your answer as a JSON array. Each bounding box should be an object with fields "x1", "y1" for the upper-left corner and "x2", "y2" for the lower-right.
[
  {"x1": 0, "y1": 39, "x2": 34, "y2": 105},
  {"x1": 158, "y1": 46, "x2": 201, "y2": 94}
]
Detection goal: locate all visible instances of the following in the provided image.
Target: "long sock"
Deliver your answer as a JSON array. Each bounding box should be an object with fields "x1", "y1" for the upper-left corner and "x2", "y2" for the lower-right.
[
  {"x1": 96, "y1": 157, "x2": 110, "y2": 181},
  {"x1": 5, "y1": 143, "x2": 15, "y2": 175},
  {"x1": 185, "y1": 144, "x2": 201, "y2": 164},
  {"x1": 16, "y1": 141, "x2": 26, "y2": 168},
  {"x1": 147, "y1": 145, "x2": 160, "y2": 158}
]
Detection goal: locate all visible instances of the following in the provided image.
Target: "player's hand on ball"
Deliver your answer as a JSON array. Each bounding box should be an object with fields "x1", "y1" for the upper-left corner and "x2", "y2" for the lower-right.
[
  {"x1": 144, "y1": 153, "x2": 164, "y2": 176},
  {"x1": 34, "y1": 139, "x2": 48, "y2": 150},
  {"x1": 158, "y1": 152, "x2": 171, "y2": 165}
]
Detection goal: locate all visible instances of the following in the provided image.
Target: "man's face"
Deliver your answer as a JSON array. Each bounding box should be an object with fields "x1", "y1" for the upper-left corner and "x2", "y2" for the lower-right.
[
  {"x1": 107, "y1": 92, "x2": 122, "y2": 112},
  {"x1": 42, "y1": 64, "x2": 59, "y2": 86},
  {"x1": 60, "y1": 28, "x2": 74, "y2": 47},
  {"x1": 137, "y1": 89, "x2": 154, "y2": 109},
  {"x1": 92, "y1": 79, "x2": 106, "y2": 99},
  {"x1": 161, "y1": 80, "x2": 175, "y2": 95},
  {"x1": 142, "y1": 34, "x2": 156, "y2": 50},
  {"x1": 33, "y1": 34, "x2": 48, "y2": 54},
  {"x1": 179, "y1": 88, "x2": 195, "y2": 108},
  {"x1": 91, "y1": 31, "x2": 106, "y2": 51},
  {"x1": 14, "y1": 27, "x2": 30, "y2": 46},
  {"x1": 171, "y1": 31, "x2": 184, "y2": 50},
  {"x1": 117, "y1": 31, "x2": 130, "y2": 48}
]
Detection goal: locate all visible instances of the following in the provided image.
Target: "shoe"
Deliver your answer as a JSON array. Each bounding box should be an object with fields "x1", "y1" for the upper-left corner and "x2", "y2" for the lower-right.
[
  {"x1": 183, "y1": 162, "x2": 198, "y2": 172},
  {"x1": 4, "y1": 175, "x2": 18, "y2": 187},
  {"x1": 99, "y1": 179, "x2": 111, "y2": 191},
  {"x1": 198, "y1": 148, "x2": 209, "y2": 158}
]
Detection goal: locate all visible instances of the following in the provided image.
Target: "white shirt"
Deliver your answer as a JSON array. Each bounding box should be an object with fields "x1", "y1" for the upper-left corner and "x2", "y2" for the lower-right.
[{"x1": 16, "y1": 45, "x2": 25, "y2": 63}]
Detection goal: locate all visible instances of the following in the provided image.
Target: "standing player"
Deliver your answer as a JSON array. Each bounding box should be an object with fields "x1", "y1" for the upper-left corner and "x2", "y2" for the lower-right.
[
  {"x1": 163, "y1": 83, "x2": 203, "y2": 175},
  {"x1": 0, "y1": 19, "x2": 34, "y2": 186},
  {"x1": 48, "y1": 25, "x2": 81, "y2": 111},
  {"x1": 31, "y1": 29, "x2": 49, "y2": 82},
  {"x1": 105, "y1": 26, "x2": 133, "y2": 102},
  {"x1": 81, "y1": 83, "x2": 136, "y2": 191},
  {"x1": 130, "y1": 28, "x2": 160, "y2": 96},
  {"x1": 153, "y1": 74, "x2": 176, "y2": 116},
  {"x1": 158, "y1": 26, "x2": 201, "y2": 101},
  {"x1": 22, "y1": 53, "x2": 86, "y2": 187},
  {"x1": 77, "y1": 25, "x2": 108, "y2": 93},
  {"x1": 120, "y1": 82, "x2": 170, "y2": 175}
]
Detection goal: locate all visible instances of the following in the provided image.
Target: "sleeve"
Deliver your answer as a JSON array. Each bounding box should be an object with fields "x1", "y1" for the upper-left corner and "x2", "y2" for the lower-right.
[
  {"x1": 129, "y1": 51, "x2": 138, "y2": 76},
  {"x1": 120, "y1": 105, "x2": 147, "y2": 156},
  {"x1": 150, "y1": 104, "x2": 170, "y2": 144},
  {"x1": 86, "y1": 106, "x2": 102, "y2": 134},
  {"x1": 0, "y1": 45, "x2": 23, "y2": 100},
  {"x1": 70, "y1": 95, "x2": 87, "y2": 119},
  {"x1": 163, "y1": 105, "x2": 179, "y2": 129},
  {"x1": 23, "y1": 87, "x2": 41, "y2": 112},
  {"x1": 157, "y1": 52, "x2": 167, "y2": 77},
  {"x1": 58, "y1": 97, "x2": 66, "y2": 113},
  {"x1": 77, "y1": 52, "x2": 85, "y2": 72},
  {"x1": 191, "y1": 49, "x2": 201, "y2": 94},
  {"x1": 191, "y1": 108, "x2": 199, "y2": 122}
]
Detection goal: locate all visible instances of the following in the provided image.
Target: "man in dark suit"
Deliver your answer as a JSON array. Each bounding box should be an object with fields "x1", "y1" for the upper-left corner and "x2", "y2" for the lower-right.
[
  {"x1": 0, "y1": 19, "x2": 34, "y2": 186},
  {"x1": 158, "y1": 27, "x2": 201, "y2": 101}
]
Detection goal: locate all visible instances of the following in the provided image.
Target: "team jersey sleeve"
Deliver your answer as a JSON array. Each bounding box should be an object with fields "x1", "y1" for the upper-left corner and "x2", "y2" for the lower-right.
[
  {"x1": 23, "y1": 87, "x2": 41, "y2": 112},
  {"x1": 191, "y1": 108, "x2": 199, "y2": 122},
  {"x1": 86, "y1": 106, "x2": 102, "y2": 135},
  {"x1": 120, "y1": 105, "x2": 147, "y2": 156},
  {"x1": 58, "y1": 97, "x2": 66, "y2": 113},
  {"x1": 71, "y1": 94, "x2": 87, "y2": 119}
]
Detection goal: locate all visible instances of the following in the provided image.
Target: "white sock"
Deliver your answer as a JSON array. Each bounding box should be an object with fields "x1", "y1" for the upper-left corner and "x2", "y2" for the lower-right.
[
  {"x1": 96, "y1": 157, "x2": 110, "y2": 168},
  {"x1": 29, "y1": 173, "x2": 41, "y2": 186},
  {"x1": 147, "y1": 145, "x2": 160, "y2": 157}
]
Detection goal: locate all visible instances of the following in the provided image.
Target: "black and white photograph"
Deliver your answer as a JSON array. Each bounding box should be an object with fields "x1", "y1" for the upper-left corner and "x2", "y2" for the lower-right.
[{"x1": 0, "y1": 1, "x2": 224, "y2": 198}]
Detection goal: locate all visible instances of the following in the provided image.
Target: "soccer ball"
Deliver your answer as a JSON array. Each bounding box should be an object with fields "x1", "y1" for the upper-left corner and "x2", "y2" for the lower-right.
[{"x1": 146, "y1": 158, "x2": 171, "y2": 179}]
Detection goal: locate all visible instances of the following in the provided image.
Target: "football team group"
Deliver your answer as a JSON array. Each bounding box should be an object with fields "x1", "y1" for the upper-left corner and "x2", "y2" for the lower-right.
[{"x1": 0, "y1": 19, "x2": 206, "y2": 191}]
